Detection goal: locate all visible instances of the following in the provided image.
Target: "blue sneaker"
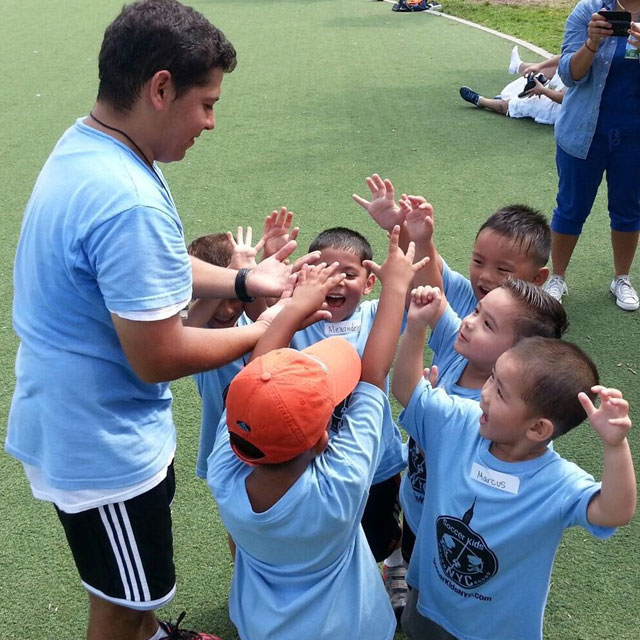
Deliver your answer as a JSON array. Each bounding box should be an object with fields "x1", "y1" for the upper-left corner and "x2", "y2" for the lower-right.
[{"x1": 459, "y1": 86, "x2": 480, "y2": 106}]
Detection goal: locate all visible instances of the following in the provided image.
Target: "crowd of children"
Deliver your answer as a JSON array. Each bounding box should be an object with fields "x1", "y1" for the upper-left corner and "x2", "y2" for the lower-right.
[
  {"x1": 184, "y1": 174, "x2": 636, "y2": 640},
  {"x1": 8, "y1": 3, "x2": 635, "y2": 640}
]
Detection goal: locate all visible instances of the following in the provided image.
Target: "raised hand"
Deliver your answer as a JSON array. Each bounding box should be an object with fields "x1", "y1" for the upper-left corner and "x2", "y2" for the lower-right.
[
  {"x1": 352, "y1": 174, "x2": 406, "y2": 231},
  {"x1": 227, "y1": 226, "x2": 260, "y2": 270},
  {"x1": 364, "y1": 225, "x2": 430, "y2": 289},
  {"x1": 401, "y1": 195, "x2": 435, "y2": 244},
  {"x1": 578, "y1": 386, "x2": 632, "y2": 447},
  {"x1": 261, "y1": 207, "x2": 300, "y2": 260},
  {"x1": 408, "y1": 285, "x2": 443, "y2": 328}
]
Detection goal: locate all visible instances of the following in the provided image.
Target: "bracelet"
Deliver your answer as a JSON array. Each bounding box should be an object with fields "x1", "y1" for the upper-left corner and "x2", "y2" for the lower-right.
[
  {"x1": 234, "y1": 268, "x2": 256, "y2": 303},
  {"x1": 585, "y1": 41, "x2": 597, "y2": 53}
]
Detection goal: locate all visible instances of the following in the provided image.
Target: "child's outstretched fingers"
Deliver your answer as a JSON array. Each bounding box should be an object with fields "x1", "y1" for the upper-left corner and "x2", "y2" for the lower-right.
[
  {"x1": 579, "y1": 386, "x2": 632, "y2": 446},
  {"x1": 422, "y1": 364, "x2": 439, "y2": 387}
]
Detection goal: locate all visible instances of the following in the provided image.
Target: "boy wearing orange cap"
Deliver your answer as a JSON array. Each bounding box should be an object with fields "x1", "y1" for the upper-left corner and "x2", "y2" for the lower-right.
[{"x1": 208, "y1": 228, "x2": 428, "y2": 640}]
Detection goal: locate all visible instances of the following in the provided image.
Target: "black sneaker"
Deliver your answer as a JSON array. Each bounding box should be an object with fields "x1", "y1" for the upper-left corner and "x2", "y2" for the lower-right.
[
  {"x1": 158, "y1": 611, "x2": 223, "y2": 640},
  {"x1": 459, "y1": 86, "x2": 480, "y2": 106}
]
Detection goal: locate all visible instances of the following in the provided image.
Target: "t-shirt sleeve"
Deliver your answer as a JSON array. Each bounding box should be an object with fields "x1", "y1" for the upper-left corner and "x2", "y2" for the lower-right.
[
  {"x1": 399, "y1": 378, "x2": 480, "y2": 453},
  {"x1": 560, "y1": 466, "x2": 616, "y2": 540},
  {"x1": 427, "y1": 304, "x2": 462, "y2": 363},
  {"x1": 441, "y1": 259, "x2": 476, "y2": 320},
  {"x1": 82, "y1": 206, "x2": 192, "y2": 313}
]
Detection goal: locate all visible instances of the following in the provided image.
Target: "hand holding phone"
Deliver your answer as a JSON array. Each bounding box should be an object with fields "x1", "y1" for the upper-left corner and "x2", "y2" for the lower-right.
[{"x1": 598, "y1": 10, "x2": 632, "y2": 37}]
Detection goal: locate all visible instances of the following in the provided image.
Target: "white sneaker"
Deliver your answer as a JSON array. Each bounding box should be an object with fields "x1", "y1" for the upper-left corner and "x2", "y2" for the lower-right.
[
  {"x1": 543, "y1": 274, "x2": 568, "y2": 302},
  {"x1": 610, "y1": 275, "x2": 639, "y2": 311},
  {"x1": 509, "y1": 45, "x2": 522, "y2": 75}
]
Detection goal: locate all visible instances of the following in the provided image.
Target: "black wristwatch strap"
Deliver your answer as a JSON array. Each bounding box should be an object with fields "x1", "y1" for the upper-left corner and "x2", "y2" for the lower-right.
[{"x1": 235, "y1": 268, "x2": 256, "y2": 303}]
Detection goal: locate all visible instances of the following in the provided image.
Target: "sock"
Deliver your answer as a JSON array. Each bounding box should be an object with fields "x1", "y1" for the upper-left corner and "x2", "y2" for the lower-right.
[
  {"x1": 508, "y1": 45, "x2": 522, "y2": 75},
  {"x1": 383, "y1": 547, "x2": 404, "y2": 568},
  {"x1": 148, "y1": 625, "x2": 167, "y2": 640}
]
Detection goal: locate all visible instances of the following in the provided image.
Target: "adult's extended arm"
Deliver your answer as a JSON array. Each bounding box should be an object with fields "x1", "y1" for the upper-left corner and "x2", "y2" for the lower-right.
[
  {"x1": 112, "y1": 311, "x2": 267, "y2": 383},
  {"x1": 190, "y1": 241, "x2": 320, "y2": 299}
]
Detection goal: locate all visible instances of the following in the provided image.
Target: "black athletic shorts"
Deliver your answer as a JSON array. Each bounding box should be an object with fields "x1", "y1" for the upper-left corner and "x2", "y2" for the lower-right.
[
  {"x1": 55, "y1": 463, "x2": 176, "y2": 610},
  {"x1": 401, "y1": 512, "x2": 417, "y2": 566},
  {"x1": 361, "y1": 473, "x2": 402, "y2": 562}
]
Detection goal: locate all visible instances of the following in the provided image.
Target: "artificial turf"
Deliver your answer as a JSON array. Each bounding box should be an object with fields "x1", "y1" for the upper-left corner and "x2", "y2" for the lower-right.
[{"x1": 0, "y1": 1, "x2": 638, "y2": 638}]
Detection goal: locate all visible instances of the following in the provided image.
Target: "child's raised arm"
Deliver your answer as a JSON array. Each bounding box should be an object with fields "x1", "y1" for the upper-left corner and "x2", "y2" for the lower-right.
[
  {"x1": 392, "y1": 286, "x2": 443, "y2": 407},
  {"x1": 361, "y1": 226, "x2": 429, "y2": 390},
  {"x1": 402, "y1": 195, "x2": 444, "y2": 293},
  {"x1": 581, "y1": 386, "x2": 636, "y2": 527}
]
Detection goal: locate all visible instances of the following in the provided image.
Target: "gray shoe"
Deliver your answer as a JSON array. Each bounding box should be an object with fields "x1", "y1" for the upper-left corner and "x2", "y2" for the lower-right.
[{"x1": 542, "y1": 274, "x2": 568, "y2": 303}]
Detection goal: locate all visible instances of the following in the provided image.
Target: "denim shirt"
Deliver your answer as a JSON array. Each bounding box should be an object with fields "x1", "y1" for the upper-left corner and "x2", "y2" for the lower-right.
[{"x1": 554, "y1": 0, "x2": 618, "y2": 159}]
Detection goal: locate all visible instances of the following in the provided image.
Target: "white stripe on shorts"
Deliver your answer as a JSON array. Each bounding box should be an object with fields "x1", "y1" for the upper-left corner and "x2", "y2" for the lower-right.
[{"x1": 98, "y1": 502, "x2": 150, "y2": 603}]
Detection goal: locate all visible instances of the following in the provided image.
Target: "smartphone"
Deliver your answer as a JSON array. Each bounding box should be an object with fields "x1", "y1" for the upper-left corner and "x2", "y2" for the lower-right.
[{"x1": 598, "y1": 10, "x2": 632, "y2": 37}]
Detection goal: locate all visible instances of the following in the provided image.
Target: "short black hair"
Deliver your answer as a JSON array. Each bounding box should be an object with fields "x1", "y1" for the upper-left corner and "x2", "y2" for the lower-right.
[
  {"x1": 309, "y1": 227, "x2": 373, "y2": 263},
  {"x1": 187, "y1": 232, "x2": 232, "y2": 267},
  {"x1": 476, "y1": 205, "x2": 550, "y2": 268},
  {"x1": 510, "y1": 338, "x2": 599, "y2": 439},
  {"x1": 500, "y1": 279, "x2": 568, "y2": 340},
  {"x1": 98, "y1": 0, "x2": 237, "y2": 111}
]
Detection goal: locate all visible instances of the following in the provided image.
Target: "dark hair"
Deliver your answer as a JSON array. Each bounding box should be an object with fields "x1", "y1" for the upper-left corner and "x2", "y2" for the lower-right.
[
  {"x1": 98, "y1": 0, "x2": 237, "y2": 111},
  {"x1": 510, "y1": 337, "x2": 599, "y2": 439},
  {"x1": 476, "y1": 205, "x2": 550, "y2": 268},
  {"x1": 187, "y1": 232, "x2": 232, "y2": 267},
  {"x1": 309, "y1": 227, "x2": 373, "y2": 263},
  {"x1": 500, "y1": 279, "x2": 568, "y2": 340}
]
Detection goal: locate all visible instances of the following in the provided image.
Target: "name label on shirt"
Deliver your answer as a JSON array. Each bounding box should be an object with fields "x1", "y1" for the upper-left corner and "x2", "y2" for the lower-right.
[
  {"x1": 324, "y1": 319, "x2": 361, "y2": 336},
  {"x1": 471, "y1": 463, "x2": 520, "y2": 494}
]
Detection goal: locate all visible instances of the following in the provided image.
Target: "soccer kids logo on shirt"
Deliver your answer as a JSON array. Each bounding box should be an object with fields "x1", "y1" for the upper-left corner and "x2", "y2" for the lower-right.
[
  {"x1": 407, "y1": 440, "x2": 426, "y2": 504},
  {"x1": 436, "y1": 500, "x2": 498, "y2": 590},
  {"x1": 329, "y1": 394, "x2": 353, "y2": 434}
]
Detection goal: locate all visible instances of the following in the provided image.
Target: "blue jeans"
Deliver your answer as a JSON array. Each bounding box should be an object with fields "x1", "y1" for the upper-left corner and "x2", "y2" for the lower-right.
[{"x1": 553, "y1": 130, "x2": 640, "y2": 235}]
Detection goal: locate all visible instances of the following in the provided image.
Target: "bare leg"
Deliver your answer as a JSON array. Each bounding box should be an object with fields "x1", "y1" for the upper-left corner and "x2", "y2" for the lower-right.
[
  {"x1": 227, "y1": 532, "x2": 237, "y2": 559},
  {"x1": 611, "y1": 229, "x2": 640, "y2": 276},
  {"x1": 87, "y1": 593, "x2": 159, "y2": 640},
  {"x1": 477, "y1": 96, "x2": 509, "y2": 115},
  {"x1": 549, "y1": 231, "x2": 580, "y2": 278}
]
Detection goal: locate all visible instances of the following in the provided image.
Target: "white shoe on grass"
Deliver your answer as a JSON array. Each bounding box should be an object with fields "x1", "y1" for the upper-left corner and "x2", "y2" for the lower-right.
[
  {"x1": 610, "y1": 275, "x2": 639, "y2": 311},
  {"x1": 543, "y1": 274, "x2": 568, "y2": 303}
]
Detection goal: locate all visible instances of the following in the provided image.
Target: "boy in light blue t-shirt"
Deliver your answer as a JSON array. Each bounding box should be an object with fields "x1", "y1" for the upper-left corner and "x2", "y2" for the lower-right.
[
  {"x1": 208, "y1": 227, "x2": 429, "y2": 640},
  {"x1": 392, "y1": 289, "x2": 636, "y2": 640},
  {"x1": 186, "y1": 208, "x2": 299, "y2": 479},
  {"x1": 397, "y1": 278, "x2": 567, "y2": 564},
  {"x1": 393, "y1": 196, "x2": 554, "y2": 579}
]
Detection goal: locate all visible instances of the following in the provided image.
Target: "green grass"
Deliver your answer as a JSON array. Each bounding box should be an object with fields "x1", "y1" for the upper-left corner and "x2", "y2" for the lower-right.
[
  {"x1": 437, "y1": 1, "x2": 571, "y2": 52},
  {"x1": 1, "y1": 1, "x2": 639, "y2": 639}
]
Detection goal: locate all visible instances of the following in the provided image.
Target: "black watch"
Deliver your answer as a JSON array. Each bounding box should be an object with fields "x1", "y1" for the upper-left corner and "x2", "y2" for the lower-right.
[{"x1": 235, "y1": 268, "x2": 256, "y2": 303}]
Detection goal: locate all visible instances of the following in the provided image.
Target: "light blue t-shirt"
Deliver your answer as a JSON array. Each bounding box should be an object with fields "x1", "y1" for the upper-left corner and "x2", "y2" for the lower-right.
[
  {"x1": 193, "y1": 315, "x2": 250, "y2": 479},
  {"x1": 400, "y1": 379, "x2": 614, "y2": 640},
  {"x1": 400, "y1": 305, "x2": 481, "y2": 533},
  {"x1": 208, "y1": 382, "x2": 397, "y2": 640},
  {"x1": 291, "y1": 299, "x2": 406, "y2": 484},
  {"x1": 441, "y1": 258, "x2": 477, "y2": 321},
  {"x1": 6, "y1": 119, "x2": 192, "y2": 490}
]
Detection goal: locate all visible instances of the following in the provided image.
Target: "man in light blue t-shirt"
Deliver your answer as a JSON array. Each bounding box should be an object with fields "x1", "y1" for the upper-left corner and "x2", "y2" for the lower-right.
[{"x1": 5, "y1": 3, "x2": 312, "y2": 639}]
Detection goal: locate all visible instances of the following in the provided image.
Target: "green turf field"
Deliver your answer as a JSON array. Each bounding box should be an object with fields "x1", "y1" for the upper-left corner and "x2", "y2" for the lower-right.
[{"x1": 1, "y1": 1, "x2": 638, "y2": 639}]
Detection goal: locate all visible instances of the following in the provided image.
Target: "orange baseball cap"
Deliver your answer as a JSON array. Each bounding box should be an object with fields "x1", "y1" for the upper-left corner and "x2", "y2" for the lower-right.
[{"x1": 226, "y1": 337, "x2": 361, "y2": 465}]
